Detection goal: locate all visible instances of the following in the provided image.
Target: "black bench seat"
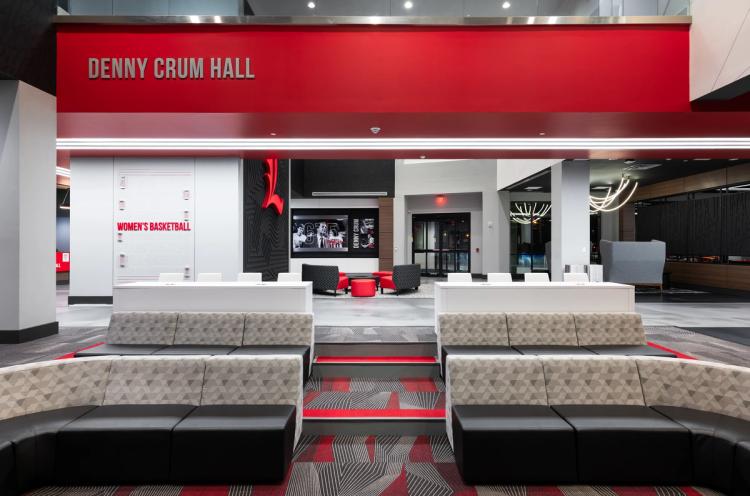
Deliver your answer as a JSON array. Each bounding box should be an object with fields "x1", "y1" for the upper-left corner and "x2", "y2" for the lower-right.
[
  {"x1": 586, "y1": 344, "x2": 677, "y2": 358},
  {"x1": 552, "y1": 405, "x2": 692, "y2": 485},
  {"x1": 171, "y1": 404, "x2": 295, "y2": 484},
  {"x1": 452, "y1": 404, "x2": 576, "y2": 484}
]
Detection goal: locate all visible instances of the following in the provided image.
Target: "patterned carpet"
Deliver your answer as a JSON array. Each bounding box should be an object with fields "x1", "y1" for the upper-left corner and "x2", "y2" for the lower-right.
[
  {"x1": 26, "y1": 436, "x2": 724, "y2": 496},
  {"x1": 304, "y1": 377, "x2": 445, "y2": 415}
]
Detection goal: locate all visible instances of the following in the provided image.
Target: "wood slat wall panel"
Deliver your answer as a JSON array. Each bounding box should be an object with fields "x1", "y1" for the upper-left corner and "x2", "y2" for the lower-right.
[
  {"x1": 378, "y1": 198, "x2": 394, "y2": 271},
  {"x1": 666, "y1": 262, "x2": 750, "y2": 292},
  {"x1": 635, "y1": 163, "x2": 750, "y2": 201}
]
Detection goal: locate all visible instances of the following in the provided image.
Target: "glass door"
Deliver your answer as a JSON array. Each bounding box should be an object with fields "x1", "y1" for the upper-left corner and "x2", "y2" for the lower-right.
[{"x1": 412, "y1": 213, "x2": 471, "y2": 276}]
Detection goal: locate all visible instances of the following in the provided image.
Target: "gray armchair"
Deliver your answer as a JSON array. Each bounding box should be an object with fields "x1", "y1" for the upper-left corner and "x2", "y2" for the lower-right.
[{"x1": 600, "y1": 240, "x2": 666, "y2": 288}]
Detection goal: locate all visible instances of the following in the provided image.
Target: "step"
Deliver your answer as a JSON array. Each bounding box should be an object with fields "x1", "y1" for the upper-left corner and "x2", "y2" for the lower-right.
[
  {"x1": 315, "y1": 341, "x2": 437, "y2": 358},
  {"x1": 302, "y1": 376, "x2": 446, "y2": 435},
  {"x1": 312, "y1": 356, "x2": 440, "y2": 378},
  {"x1": 303, "y1": 410, "x2": 445, "y2": 435}
]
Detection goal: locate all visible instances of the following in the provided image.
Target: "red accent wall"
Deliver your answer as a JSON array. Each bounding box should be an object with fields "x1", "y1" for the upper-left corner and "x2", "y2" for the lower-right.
[{"x1": 57, "y1": 24, "x2": 690, "y2": 114}]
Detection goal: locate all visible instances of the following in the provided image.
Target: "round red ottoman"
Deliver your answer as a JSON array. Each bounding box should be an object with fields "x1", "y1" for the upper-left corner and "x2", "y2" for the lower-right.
[{"x1": 350, "y1": 279, "x2": 376, "y2": 297}]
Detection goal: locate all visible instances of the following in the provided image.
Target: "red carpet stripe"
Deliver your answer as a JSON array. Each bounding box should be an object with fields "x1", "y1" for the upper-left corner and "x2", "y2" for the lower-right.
[
  {"x1": 55, "y1": 342, "x2": 105, "y2": 360},
  {"x1": 304, "y1": 408, "x2": 445, "y2": 419},
  {"x1": 315, "y1": 356, "x2": 437, "y2": 364},
  {"x1": 647, "y1": 341, "x2": 696, "y2": 360}
]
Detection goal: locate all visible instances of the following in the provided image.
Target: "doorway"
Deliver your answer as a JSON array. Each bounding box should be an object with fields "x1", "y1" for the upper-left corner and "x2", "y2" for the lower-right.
[{"x1": 412, "y1": 213, "x2": 471, "y2": 276}]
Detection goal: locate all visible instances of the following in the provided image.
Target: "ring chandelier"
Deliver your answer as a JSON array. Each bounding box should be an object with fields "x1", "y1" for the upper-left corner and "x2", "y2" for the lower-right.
[
  {"x1": 589, "y1": 176, "x2": 638, "y2": 213},
  {"x1": 511, "y1": 202, "x2": 551, "y2": 224}
]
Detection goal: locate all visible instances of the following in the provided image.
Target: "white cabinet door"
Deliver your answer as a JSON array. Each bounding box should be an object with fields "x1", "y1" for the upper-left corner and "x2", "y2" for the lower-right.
[{"x1": 113, "y1": 158, "x2": 195, "y2": 284}]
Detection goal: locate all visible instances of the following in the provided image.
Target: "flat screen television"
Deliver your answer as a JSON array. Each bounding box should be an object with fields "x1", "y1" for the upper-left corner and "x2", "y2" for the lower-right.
[{"x1": 292, "y1": 214, "x2": 348, "y2": 253}]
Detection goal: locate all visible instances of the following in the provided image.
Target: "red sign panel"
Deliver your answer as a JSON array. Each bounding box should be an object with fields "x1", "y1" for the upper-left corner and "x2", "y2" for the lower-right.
[
  {"x1": 56, "y1": 252, "x2": 70, "y2": 272},
  {"x1": 57, "y1": 24, "x2": 690, "y2": 114}
]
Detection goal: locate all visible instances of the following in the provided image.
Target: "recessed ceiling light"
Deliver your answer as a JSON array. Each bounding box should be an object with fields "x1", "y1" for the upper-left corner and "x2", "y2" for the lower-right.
[
  {"x1": 539, "y1": 132, "x2": 546, "y2": 136},
  {"x1": 420, "y1": 155, "x2": 426, "y2": 159},
  {"x1": 694, "y1": 158, "x2": 711, "y2": 161},
  {"x1": 270, "y1": 132, "x2": 277, "y2": 136},
  {"x1": 307, "y1": 1, "x2": 315, "y2": 8},
  {"x1": 729, "y1": 158, "x2": 739, "y2": 161},
  {"x1": 502, "y1": 1, "x2": 511, "y2": 8},
  {"x1": 404, "y1": 1, "x2": 413, "y2": 9},
  {"x1": 524, "y1": 186, "x2": 542, "y2": 190}
]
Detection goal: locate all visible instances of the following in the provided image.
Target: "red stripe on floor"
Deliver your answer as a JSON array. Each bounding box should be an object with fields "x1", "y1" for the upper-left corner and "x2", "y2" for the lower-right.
[
  {"x1": 647, "y1": 341, "x2": 696, "y2": 360},
  {"x1": 55, "y1": 342, "x2": 104, "y2": 360},
  {"x1": 315, "y1": 356, "x2": 437, "y2": 363},
  {"x1": 401, "y1": 378, "x2": 439, "y2": 392},
  {"x1": 304, "y1": 408, "x2": 445, "y2": 419},
  {"x1": 386, "y1": 391, "x2": 400, "y2": 410}
]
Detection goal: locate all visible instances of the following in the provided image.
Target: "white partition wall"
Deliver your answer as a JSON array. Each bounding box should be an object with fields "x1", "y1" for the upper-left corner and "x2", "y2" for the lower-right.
[{"x1": 70, "y1": 157, "x2": 242, "y2": 300}]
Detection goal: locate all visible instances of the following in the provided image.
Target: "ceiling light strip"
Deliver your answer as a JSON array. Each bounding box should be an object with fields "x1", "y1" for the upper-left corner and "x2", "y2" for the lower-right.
[{"x1": 56, "y1": 137, "x2": 750, "y2": 151}]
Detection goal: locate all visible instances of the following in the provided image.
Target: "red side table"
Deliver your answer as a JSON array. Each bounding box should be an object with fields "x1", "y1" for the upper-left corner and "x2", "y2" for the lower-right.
[{"x1": 350, "y1": 279, "x2": 377, "y2": 297}]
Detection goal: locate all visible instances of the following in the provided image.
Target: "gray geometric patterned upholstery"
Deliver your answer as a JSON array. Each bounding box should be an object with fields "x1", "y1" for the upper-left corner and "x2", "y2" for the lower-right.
[
  {"x1": 103, "y1": 356, "x2": 205, "y2": 406},
  {"x1": 0, "y1": 357, "x2": 112, "y2": 420},
  {"x1": 242, "y1": 313, "x2": 313, "y2": 347},
  {"x1": 202, "y1": 355, "x2": 304, "y2": 444},
  {"x1": 438, "y1": 313, "x2": 510, "y2": 347},
  {"x1": 574, "y1": 312, "x2": 646, "y2": 346},
  {"x1": 447, "y1": 355, "x2": 547, "y2": 406},
  {"x1": 174, "y1": 312, "x2": 245, "y2": 346},
  {"x1": 507, "y1": 312, "x2": 578, "y2": 346},
  {"x1": 637, "y1": 357, "x2": 750, "y2": 422},
  {"x1": 542, "y1": 356, "x2": 645, "y2": 406},
  {"x1": 107, "y1": 312, "x2": 178, "y2": 345}
]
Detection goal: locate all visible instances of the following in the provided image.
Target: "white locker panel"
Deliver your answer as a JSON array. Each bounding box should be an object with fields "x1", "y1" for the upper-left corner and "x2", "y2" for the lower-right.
[{"x1": 113, "y1": 158, "x2": 195, "y2": 284}]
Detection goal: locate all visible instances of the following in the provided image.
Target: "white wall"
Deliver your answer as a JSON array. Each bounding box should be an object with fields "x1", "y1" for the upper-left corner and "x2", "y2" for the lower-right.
[
  {"x1": 70, "y1": 157, "x2": 242, "y2": 297},
  {"x1": 496, "y1": 159, "x2": 561, "y2": 190},
  {"x1": 70, "y1": 158, "x2": 115, "y2": 298},
  {"x1": 691, "y1": 0, "x2": 750, "y2": 100},
  {"x1": 288, "y1": 197, "x2": 380, "y2": 273},
  {"x1": 0, "y1": 81, "x2": 57, "y2": 332},
  {"x1": 395, "y1": 159, "x2": 501, "y2": 274},
  {"x1": 195, "y1": 158, "x2": 243, "y2": 281}
]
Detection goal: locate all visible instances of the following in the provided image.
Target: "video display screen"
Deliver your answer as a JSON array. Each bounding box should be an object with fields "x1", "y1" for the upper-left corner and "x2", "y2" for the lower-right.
[{"x1": 292, "y1": 215, "x2": 349, "y2": 253}]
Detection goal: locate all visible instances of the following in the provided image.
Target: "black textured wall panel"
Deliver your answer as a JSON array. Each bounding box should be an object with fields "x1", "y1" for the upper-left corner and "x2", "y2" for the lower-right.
[
  {"x1": 725, "y1": 191, "x2": 750, "y2": 257},
  {"x1": 243, "y1": 159, "x2": 289, "y2": 281},
  {"x1": 690, "y1": 196, "x2": 722, "y2": 256},
  {"x1": 0, "y1": 0, "x2": 56, "y2": 94}
]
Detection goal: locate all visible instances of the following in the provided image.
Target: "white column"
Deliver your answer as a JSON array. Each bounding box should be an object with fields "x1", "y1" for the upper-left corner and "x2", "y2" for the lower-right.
[
  {"x1": 0, "y1": 81, "x2": 57, "y2": 342},
  {"x1": 481, "y1": 189, "x2": 501, "y2": 274},
  {"x1": 551, "y1": 161, "x2": 590, "y2": 282}
]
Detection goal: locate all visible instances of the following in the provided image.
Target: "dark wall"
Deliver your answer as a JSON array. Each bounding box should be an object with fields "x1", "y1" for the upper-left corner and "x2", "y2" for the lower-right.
[
  {"x1": 292, "y1": 160, "x2": 395, "y2": 197},
  {"x1": 0, "y1": 0, "x2": 56, "y2": 95},
  {"x1": 636, "y1": 191, "x2": 750, "y2": 258},
  {"x1": 243, "y1": 159, "x2": 289, "y2": 280}
]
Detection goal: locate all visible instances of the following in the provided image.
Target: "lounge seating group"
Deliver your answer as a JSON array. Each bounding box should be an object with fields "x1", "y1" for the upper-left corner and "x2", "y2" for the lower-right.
[
  {"x1": 0, "y1": 355, "x2": 303, "y2": 494},
  {"x1": 446, "y1": 355, "x2": 750, "y2": 495},
  {"x1": 438, "y1": 312, "x2": 674, "y2": 374},
  {"x1": 75, "y1": 311, "x2": 314, "y2": 378}
]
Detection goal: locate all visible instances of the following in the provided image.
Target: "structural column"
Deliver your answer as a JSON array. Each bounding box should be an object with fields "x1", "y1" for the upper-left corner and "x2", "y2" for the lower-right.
[
  {"x1": 0, "y1": 81, "x2": 57, "y2": 342},
  {"x1": 550, "y1": 161, "x2": 590, "y2": 282}
]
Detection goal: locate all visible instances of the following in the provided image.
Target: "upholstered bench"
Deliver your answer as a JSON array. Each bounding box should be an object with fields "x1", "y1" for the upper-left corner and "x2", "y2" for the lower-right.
[
  {"x1": 438, "y1": 312, "x2": 676, "y2": 376},
  {"x1": 0, "y1": 355, "x2": 303, "y2": 494},
  {"x1": 446, "y1": 355, "x2": 750, "y2": 494},
  {"x1": 75, "y1": 312, "x2": 314, "y2": 379}
]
